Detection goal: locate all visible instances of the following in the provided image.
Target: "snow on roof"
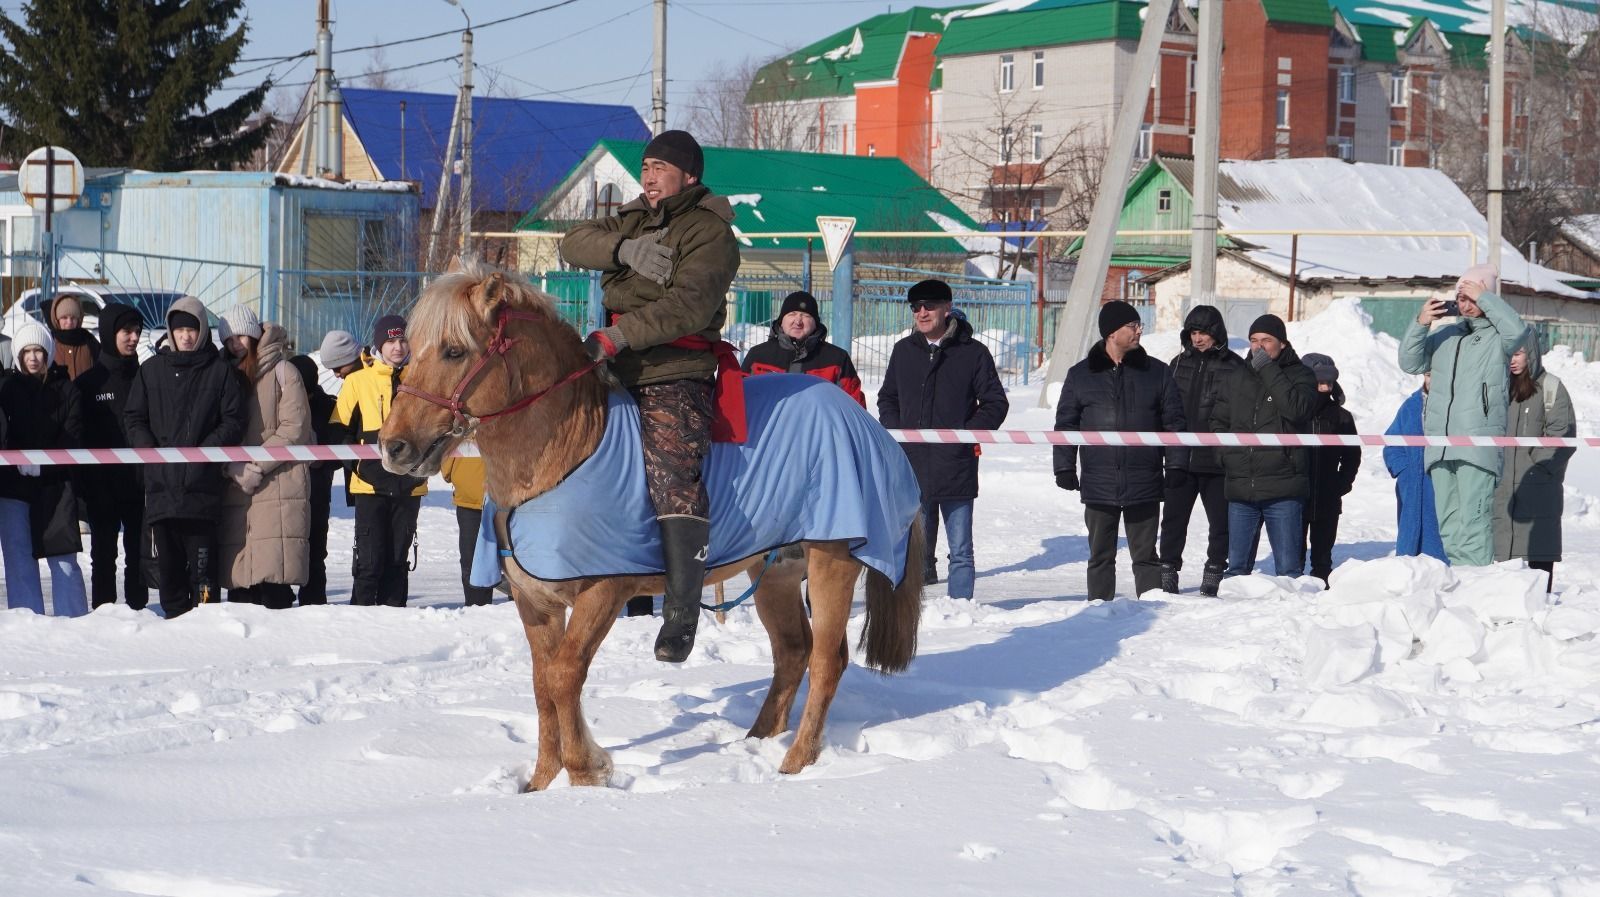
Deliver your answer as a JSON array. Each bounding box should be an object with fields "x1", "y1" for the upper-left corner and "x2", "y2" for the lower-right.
[
  {"x1": 1176, "y1": 157, "x2": 1590, "y2": 298},
  {"x1": 1560, "y1": 213, "x2": 1600, "y2": 261}
]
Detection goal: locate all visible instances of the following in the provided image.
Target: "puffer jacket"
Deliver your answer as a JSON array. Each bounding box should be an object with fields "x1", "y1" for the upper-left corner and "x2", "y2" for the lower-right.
[
  {"x1": 1209, "y1": 344, "x2": 1319, "y2": 502},
  {"x1": 1167, "y1": 304, "x2": 1245, "y2": 475},
  {"x1": 0, "y1": 365, "x2": 84, "y2": 558},
  {"x1": 75, "y1": 347, "x2": 143, "y2": 507},
  {"x1": 1053, "y1": 342, "x2": 1186, "y2": 507},
  {"x1": 559, "y1": 184, "x2": 741, "y2": 387},
  {"x1": 878, "y1": 311, "x2": 1010, "y2": 502},
  {"x1": 741, "y1": 319, "x2": 865, "y2": 406},
  {"x1": 1398, "y1": 289, "x2": 1528, "y2": 473},
  {"x1": 441, "y1": 455, "x2": 486, "y2": 510},
  {"x1": 1492, "y1": 337, "x2": 1576, "y2": 563},
  {"x1": 1305, "y1": 382, "x2": 1361, "y2": 521},
  {"x1": 330, "y1": 356, "x2": 427, "y2": 498},
  {"x1": 123, "y1": 297, "x2": 246, "y2": 523},
  {"x1": 219, "y1": 324, "x2": 312, "y2": 589}
]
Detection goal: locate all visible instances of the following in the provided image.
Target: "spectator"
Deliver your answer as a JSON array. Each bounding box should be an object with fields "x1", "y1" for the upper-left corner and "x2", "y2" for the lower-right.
[
  {"x1": 1492, "y1": 335, "x2": 1575, "y2": 592},
  {"x1": 1398, "y1": 264, "x2": 1529, "y2": 566},
  {"x1": 878, "y1": 279, "x2": 1010, "y2": 599},
  {"x1": 216, "y1": 308, "x2": 312, "y2": 609},
  {"x1": 1210, "y1": 314, "x2": 1318, "y2": 579},
  {"x1": 1299, "y1": 353, "x2": 1362, "y2": 586},
  {"x1": 442, "y1": 453, "x2": 494, "y2": 606},
  {"x1": 559, "y1": 129, "x2": 741, "y2": 662},
  {"x1": 46, "y1": 294, "x2": 101, "y2": 380},
  {"x1": 288, "y1": 353, "x2": 338, "y2": 605},
  {"x1": 0, "y1": 324, "x2": 12, "y2": 370},
  {"x1": 75, "y1": 303, "x2": 148, "y2": 609},
  {"x1": 1383, "y1": 375, "x2": 1447, "y2": 562},
  {"x1": 318, "y1": 327, "x2": 368, "y2": 512},
  {"x1": 741, "y1": 290, "x2": 865, "y2": 406},
  {"x1": 1158, "y1": 304, "x2": 1244, "y2": 596},
  {"x1": 331, "y1": 315, "x2": 427, "y2": 607},
  {"x1": 1053, "y1": 300, "x2": 1185, "y2": 599},
  {"x1": 0, "y1": 321, "x2": 88, "y2": 615},
  {"x1": 125, "y1": 297, "x2": 246, "y2": 617}
]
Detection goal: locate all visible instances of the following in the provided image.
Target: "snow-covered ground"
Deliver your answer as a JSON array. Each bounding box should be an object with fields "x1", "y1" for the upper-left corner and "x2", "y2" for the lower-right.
[{"x1": 3, "y1": 300, "x2": 1598, "y2": 896}]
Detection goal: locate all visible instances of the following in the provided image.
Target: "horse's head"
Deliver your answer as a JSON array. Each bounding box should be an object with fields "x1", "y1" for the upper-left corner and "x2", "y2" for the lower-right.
[{"x1": 380, "y1": 258, "x2": 591, "y2": 478}]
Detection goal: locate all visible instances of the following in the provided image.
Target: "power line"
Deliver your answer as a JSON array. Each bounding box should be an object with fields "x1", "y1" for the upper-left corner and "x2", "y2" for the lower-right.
[{"x1": 235, "y1": 0, "x2": 594, "y2": 65}]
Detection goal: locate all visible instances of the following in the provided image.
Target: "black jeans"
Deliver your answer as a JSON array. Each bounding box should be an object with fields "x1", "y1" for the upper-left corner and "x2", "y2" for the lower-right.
[
  {"x1": 299, "y1": 465, "x2": 335, "y2": 605},
  {"x1": 1159, "y1": 472, "x2": 1228, "y2": 574},
  {"x1": 88, "y1": 496, "x2": 147, "y2": 609},
  {"x1": 1303, "y1": 511, "x2": 1342, "y2": 584},
  {"x1": 1084, "y1": 502, "x2": 1161, "y2": 601},
  {"x1": 455, "y1": 506, "x2": 493, "y2": 606},
  {"x1": 352, "y1": 493, "x2": 421, "y2": 607},
  {"x1": 150, "y1": 519, "x2": 217, "y2": 618}
]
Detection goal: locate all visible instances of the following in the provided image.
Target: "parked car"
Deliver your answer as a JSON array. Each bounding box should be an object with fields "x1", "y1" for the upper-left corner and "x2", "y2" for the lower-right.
[{"x1": 3, "y1": 286, "x2": 218, "y2": 359}]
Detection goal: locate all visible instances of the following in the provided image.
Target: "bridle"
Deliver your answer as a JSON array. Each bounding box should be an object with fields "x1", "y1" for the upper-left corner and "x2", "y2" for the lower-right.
[{"x1": 396, "y1": 302, "x2": 601, "y2": 451}]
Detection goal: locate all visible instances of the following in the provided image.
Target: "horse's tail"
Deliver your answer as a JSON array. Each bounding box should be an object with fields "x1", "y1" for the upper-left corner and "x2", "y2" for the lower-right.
[{"x1": 861, "y1": 515, "x2": 923, "y2": 674}]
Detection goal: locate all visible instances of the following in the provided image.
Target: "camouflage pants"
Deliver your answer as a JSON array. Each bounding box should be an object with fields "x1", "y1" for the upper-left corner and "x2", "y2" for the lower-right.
[{"x1": 631, "y1": 380, "x2": 713, "y2": 520}]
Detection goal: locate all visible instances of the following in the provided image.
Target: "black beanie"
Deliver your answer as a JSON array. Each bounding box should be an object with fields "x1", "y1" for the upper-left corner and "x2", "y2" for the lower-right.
[
  {"x1": 642, "y1": 130, "x2": 704, "y2": 180},
  {"x1": 1248, "y1": 314, "x2": 1288, "y2": 344},
  {"x1": 1097, "y1": 300, "x2": 1142, "y2": 338},
  {"x1": 372, "y1": 314, "x2": 407, "y2": 348},
  {"x1": 97, "y1": 303, "x2": 143, "y2": 344},
  {"x1": 778, "y1": 291, "x2": 820, "y2": 322},
  {"x1": 169, "y1": 310, "x2": 201, "y2": 331},
  {"x1": 907, "y1": 279, "x2": 952, "y2": 306}
]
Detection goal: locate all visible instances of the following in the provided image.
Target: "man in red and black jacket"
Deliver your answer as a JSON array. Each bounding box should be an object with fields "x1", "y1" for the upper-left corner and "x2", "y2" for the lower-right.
[{"x1": 740, "y1": 291, "x2": 865, "y2": 406}]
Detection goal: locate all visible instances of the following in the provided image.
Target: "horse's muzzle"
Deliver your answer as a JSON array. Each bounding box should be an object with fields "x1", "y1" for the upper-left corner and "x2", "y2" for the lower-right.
[{"x1": 381, "y1": 435, "x2": 445, "y2": 478}]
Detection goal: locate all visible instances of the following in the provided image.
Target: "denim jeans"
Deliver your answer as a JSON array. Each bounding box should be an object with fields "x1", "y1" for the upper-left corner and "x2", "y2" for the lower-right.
[
  {"x1": 922, "y1": 498, "x2": 975, "y2": 599},
  {"x1": 1225, "y1": 498, "x2": 1305, "y2": 578},
  {"x1": 0, "y1": 497, "x2": 88, "y2": 616}
]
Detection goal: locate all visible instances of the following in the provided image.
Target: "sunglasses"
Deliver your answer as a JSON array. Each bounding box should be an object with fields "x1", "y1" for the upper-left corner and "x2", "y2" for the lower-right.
[{"x1": 910, "y1": 300, "x2": 949, "y2": 313}]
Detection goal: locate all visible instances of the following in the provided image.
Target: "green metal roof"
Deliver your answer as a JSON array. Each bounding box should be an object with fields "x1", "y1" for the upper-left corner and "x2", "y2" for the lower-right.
[
  {"x1": 1261, "y1": 0, "x2": 1334, "y2": 27},
  {"x1": 938, "y1": 0, "x2": 1142, "y2": 57},
  {"x1": 745, "y1": 5, "x2": 971, "y2": 104},
  {"x1": 1353, "y1": 23, "x2": 1399, "y2": 63},
  {"x1": 1332, "y1": 0, "x2": 1597, "y2": 36},
  {"x1": 522, "y1": 140, "x2": 982, "y2": 256}
]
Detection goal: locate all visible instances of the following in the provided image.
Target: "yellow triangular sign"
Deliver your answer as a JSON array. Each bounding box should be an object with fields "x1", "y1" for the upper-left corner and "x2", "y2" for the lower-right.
[{"x1": 817, "y1": 216, "x2": 857, "y2": 272}]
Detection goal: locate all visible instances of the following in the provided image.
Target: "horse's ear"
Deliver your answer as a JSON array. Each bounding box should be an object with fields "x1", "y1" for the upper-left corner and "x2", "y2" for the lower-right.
[{"x1": 474, "y1": 270, "x2": 507, "y2": 322}]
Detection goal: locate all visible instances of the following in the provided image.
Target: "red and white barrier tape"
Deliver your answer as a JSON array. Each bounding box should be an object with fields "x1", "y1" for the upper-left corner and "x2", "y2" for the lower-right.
[{"x1": 0, "y1": 429, "x2": 1593, "y2": 467}]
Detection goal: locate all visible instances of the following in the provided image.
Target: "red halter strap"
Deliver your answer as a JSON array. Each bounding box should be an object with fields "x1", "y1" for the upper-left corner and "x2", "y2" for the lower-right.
[{"x1": 396, "y1": 305, "x2": 600, "y2": 437}]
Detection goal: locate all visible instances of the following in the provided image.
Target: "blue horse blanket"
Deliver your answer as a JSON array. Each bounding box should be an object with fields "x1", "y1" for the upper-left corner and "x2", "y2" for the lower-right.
[{"x1": 470, "y1": 374, "x2": 922, "y2": 587}]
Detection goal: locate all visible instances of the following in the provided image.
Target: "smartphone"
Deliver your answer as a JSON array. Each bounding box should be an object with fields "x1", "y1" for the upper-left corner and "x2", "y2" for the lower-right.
[{"x1": 1440, "y1": 299, "x2": 1460, "y2": 317}]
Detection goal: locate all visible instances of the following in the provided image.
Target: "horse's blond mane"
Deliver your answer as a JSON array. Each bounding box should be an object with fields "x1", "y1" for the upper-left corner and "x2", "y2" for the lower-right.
[{"x1": 409, "y1": 257, "x2": 567, "y2": 352}]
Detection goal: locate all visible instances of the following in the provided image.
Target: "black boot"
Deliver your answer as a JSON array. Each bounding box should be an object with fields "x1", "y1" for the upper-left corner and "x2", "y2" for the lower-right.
[
  {"x1": 1200, "y1": 565, "x2": 1224, "y2": 598},
  {"x1": 654, "y1": 517, "x2": 710, "y2": 663},
  {"x1": 1160, "y1": 563, "x2": 1180, "y2": 594}
]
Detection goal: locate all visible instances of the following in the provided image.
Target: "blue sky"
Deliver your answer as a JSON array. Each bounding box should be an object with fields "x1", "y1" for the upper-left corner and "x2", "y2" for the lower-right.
[{"x1": 220, "y1": 0, "x2": 923, "y2": 123}]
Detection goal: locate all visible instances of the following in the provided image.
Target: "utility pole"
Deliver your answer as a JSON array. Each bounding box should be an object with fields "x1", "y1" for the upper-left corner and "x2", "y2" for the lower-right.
[
  {"x1": 652, "y1": 0, "x2": 668, "y2": 135},
  {"x1": 314, "y1": 0, "x2": 333, "y2": 177},
  {"x1": 1487, "y1": 0, "x2": 1506, "y2": 282},
  {"x1": 1040, "y1": 0, "x2": 1175, "y2": 404},
  {"x1": 458, "y1": 23, "x2": 474, "y2": 255},
  {"x1": 1188, "y1": 0, "x2": 1222, "y2": 316}
]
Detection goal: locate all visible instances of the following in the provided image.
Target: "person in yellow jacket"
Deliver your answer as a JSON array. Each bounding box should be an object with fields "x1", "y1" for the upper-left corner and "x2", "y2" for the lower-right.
[
  {"x1": 441, "y1": 453, "x2": 492, "y2": 606},
  {"x1": 330, "y1": 315, "x2": 426, "y2": 606}
]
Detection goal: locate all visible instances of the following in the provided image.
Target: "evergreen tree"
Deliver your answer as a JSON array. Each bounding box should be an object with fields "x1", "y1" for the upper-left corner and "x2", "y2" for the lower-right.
[{"x1": 0, "y1": 0, "x2": 270, "y2": 169}]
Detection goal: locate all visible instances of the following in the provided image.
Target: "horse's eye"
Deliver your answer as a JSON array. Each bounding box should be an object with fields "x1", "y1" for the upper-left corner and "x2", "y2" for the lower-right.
[{"x1": 443, "y1": 345, "x2": 466, "y2": 361}]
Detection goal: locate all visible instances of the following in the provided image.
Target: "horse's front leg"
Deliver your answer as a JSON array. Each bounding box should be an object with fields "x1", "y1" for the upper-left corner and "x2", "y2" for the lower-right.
[
  {"x1": 781, "y1": 544, "x2": 859, "y2": 774},
  {"x1": 513, "y1": 595, "x2": 567, "y2": 792},
  {"x1": 548, "y1": 579, "x2": 633, "y2": 786}
]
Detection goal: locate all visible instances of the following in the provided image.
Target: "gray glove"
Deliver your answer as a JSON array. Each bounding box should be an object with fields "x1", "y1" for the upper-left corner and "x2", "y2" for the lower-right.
[
  {"x1": 18, "y1": 464, "x2": 39, "y2": 477},
  {"x1": 1249, "y1": 347, "x2": 1272, "y2": 370},
  {"x1": 617, "y1": 231, "x2": 675, "y2": 285}
]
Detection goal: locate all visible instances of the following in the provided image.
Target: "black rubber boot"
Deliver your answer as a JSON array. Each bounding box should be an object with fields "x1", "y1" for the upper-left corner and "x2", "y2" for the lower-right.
[
  {"x1": 1160, "y1": 563, "x2": 1180, "y2": 594},
  {"x1": 654, "y1": 517, "x2": 710, "y2": 663},
  {"x1": 1200, "y1": 565, "x2": 1225, "y2": 598}
]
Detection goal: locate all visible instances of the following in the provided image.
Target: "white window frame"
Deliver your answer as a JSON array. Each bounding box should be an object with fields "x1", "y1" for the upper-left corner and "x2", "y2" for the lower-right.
[
  {"x1": 1000, "y1": 54, "x2": 1015, "y2": 92},
  {"x1": 1033, "y1": 51, "x2": 1044, "y2": 89},
  {"x1": 1030, "y1": 197, "x2": 1044, "y2": 222},
  {"x1": 1276, "y1": 89, "x2": 1290, "y2": 129},
  {"x1": 1389, "y1": 139, "x2": 1405, "y2": 166},
  {"x1": 1338, "y1": 67, "x2": 1355, "y2": 103},
  {"x1": 999, "y1": 126, "x2": 1014, "y2": 164},
  {"x1": 1157, "y1": 188, "x2": 1173, "y2": 213},
  {"x1": 1030, "y1": 123, "x2": 1043, "y2": 162},
  {"x1": 1188, "y1": 55, "x2": 1196, "y2": 93},
  {"x1": 1136, "y1": 123, "x2": 1152, "y2": 160},
  {"x1": 1512, "y1": 83, "x2": 1526, "y2": 117},
  {"x1": 1336, "y1": 136, "x2": 1353, "y2": 161},
  {"x1": 1390, "y1": 68, "x2": 1408, "y2": 107}
]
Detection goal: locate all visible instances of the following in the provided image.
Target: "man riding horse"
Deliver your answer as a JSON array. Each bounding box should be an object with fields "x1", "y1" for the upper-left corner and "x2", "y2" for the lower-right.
[{"x1": 559, "y1": 130, "x2": 740, "y2": 663}]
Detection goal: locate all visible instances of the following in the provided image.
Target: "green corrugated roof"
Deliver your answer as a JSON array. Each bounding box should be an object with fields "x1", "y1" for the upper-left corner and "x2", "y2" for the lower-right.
[
  {"x1": 521, "y1": 140, "x2": 982, "y2": 256},
  {"x1": 745, "y1": 5, "x2": 971, "y2": 104},
  {"x1": 1353, "y1": 23, "x2": 1399, "y2": 63},
  {"x1": 1261, "y1": 0, "x2": 1334, "y2": 27},
  {"x1": 938, "y1": 0, "x2": 1141, "y2": 57}
]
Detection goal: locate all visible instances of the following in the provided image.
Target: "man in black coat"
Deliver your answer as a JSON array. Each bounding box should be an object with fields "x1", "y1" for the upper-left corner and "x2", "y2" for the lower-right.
[
  {"x1": 75, "y1": 303, "x2": 149, "y2": 609},
  {"x1": 878, "y1": 279, "x2": 1009, "y2": 599},
  {"x1": 1054, "y1": 300, "x2": 1186, "y2": 600},
  {"x1": 124, "y1": 297, "x2": 245, "y2": 617},
  {"x1": 1158, "y1": 304, "x2": 1245, "y2": 596},
  {"x1": 1299, "y1": 353, "x2": 1361, "y2": 585},
  {"x1": 1209, "y1": 314, "x2": 1318, "y2": 579},
  {"x1": 289, "y1": 353, "x2": 338, "y2": 606},
  {"x1": 742, "y1": 290, "x2": 866, "y2": 406}
]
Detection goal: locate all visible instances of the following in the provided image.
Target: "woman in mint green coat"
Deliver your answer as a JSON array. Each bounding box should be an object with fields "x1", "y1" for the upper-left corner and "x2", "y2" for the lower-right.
[{"x1": 1397, "y1": 264, "x2": 1529, "y2": 567}]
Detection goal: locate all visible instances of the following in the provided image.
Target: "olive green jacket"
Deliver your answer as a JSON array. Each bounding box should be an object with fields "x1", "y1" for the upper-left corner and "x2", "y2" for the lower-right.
[{"x1": 559, "y1": 184, "x2": 740, "y2": 386}]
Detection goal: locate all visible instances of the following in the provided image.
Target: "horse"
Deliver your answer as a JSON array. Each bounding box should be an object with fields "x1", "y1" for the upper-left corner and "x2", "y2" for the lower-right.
[{"x1": 379, "y1": 259, "x2": 924, "y2": 788}]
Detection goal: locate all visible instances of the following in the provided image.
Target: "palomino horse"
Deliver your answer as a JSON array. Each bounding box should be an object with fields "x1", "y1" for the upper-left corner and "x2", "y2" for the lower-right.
[{"x1": 379, "y1": 260, "x2": 924, "y2": 788}]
